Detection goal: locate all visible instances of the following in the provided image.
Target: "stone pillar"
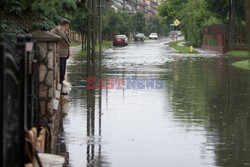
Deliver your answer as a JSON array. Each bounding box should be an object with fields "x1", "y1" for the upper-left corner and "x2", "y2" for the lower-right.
[{"x1": 30, "y1": 31, "x2": 62, "y2": 152}]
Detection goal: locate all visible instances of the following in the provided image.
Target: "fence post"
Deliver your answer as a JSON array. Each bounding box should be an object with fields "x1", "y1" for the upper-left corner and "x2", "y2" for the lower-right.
[
  {"x1": 0, "y1": 34, "x2": 4, "y2": 167},
  {"x1": 0, "y1": 34, "x2": 26, "y2": 166}
]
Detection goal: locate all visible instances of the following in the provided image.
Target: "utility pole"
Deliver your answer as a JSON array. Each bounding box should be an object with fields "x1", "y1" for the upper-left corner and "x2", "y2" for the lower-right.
[
  {"x1": 92, "y1": 0, "x2": 96, "y2": 64},
  {"x1": 87, "y1": 0, "x2": 91, "y2": 77},
  {"x1": 86, "y1": 1, "x2": 97, "y2": 162},
  {"x1": 98, "y1": 0, "x2": 102, "y2": 77},
  {"x1": 98, "y1": 2, "x2": 103, "y2": 158}
]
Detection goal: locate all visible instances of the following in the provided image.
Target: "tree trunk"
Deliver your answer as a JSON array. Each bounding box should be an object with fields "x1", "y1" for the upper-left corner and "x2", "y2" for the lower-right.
[
  {"x1": 229, "y1": 0, "x2": 236, "y2": 50},
  {"x1": 85, "y1": 36, "x2": 87, "y2": 51},
  {"x1": 81, "y1": 34, "x2": 84, "y2": 51},
  {"x1": 246, "y1": 0, "x2": 250, "y2": 50}
]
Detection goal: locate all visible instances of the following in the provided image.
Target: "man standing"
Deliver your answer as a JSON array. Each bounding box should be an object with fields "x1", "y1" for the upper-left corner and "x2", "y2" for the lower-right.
[{"x1": 51, "y1": 18, "x2": 71, "y2": 94}]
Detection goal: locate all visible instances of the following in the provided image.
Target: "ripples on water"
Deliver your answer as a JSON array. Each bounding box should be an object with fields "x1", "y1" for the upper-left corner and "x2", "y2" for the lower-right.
[{"x1": 59, "y1": 39, "x2": 250, "y2": 167}]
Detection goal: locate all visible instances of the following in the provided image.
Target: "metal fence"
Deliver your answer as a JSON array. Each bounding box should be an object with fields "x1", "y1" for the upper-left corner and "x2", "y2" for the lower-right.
[{"x1": 0, "y1": 34, "x2": 40, "y2": 167}]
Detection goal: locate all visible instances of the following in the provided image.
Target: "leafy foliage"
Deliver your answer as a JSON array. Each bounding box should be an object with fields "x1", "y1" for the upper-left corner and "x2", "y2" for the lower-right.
[
  {"x1": 69, "y1": 1, "x2": 88, "y2": 35},
  {"x1": 180, "y1": 0, "x2": 214, "y2": 46},
  {"x1": 158, "y1": 0, "x2": 188, "y2": 26},
  {"x1": 31, "y1": 0, "x2": 77, "y2": 16},
  {"x1": 144, "y1": 16, "x2": 167, "y2": 36},
  {"x1": 206, "y1": 0, "x2": 245, "y2": 22},
  {"x1": 208, "y1": 37, "x2": 218, "y2": 46},
  {"x1": 102, "y1": 9, "x2": 133, "y2": 36},
  {"x1": 158, "y1": 0, "x2": 246, "y2": 47},
  {"x1": 1, "y1": 0, "x2": 165, "y2": 41},
  {"x1": 158, "y1": 0, "x2": 223, "y2": 47},
  {"x1": 102, "y1": 10, "x2": 166, "y2": 37},
  {"x1": 131, "y1": 12, "x2": 145, "y2": 33},
  {"x1": 0, "y1": 0, "x2": 79, "y2": 40}
]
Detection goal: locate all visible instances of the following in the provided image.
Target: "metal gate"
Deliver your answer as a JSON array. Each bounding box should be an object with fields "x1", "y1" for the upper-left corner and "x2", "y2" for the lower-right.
[{"x1": 0, "y1": 34, "x2": 40, "y2": 167}]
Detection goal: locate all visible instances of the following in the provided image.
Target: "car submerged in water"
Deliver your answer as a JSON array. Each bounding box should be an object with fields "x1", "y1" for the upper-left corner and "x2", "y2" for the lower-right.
[
  {"x1": 169, "y1": 31, "x2": 182, "y2": 39},
  {"x1": 134, "y1": 33, "x2": 145, "y2": 42},
  {"x1": 149, "y1": 33, "x2": 158, "y2": 39},
  {"x1": 113, "y1": 35, "x2": 128, "y2": 46}
]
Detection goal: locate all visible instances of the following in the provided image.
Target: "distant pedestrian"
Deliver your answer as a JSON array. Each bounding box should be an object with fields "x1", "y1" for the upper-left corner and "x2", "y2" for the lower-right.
[{"x1": 50, "y1": 18, "x2": 71, "y2": 94}]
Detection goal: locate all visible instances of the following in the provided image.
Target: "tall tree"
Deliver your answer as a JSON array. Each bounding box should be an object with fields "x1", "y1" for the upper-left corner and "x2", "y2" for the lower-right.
[
  {"x1": 247, "y1": 0, "x2": 250, "y2": 49},
  {"x1": 206, "y1": 0, "x2": 245, "y2": 50},
  {"x1": 229, "y1": 0, "x2": 236, "y2": 50},
  {"x1": 132, "y1": 12, "x2": 145, "y2": 33},
  {"x1": 69, "y1": 1, "x2": 88, "y2": 50},
  {"x1": 0, "y1": 0, "x2": 79, "y2": 39},
  {"x1": 102, "y1": 9, "x2": 133, "y2": 38},
  {"x1": 144, "y1": 16, "x2": 166, "y2": 36},
  {"x1": 158, "y1": 0, "x2": 217, "y2": 47}
]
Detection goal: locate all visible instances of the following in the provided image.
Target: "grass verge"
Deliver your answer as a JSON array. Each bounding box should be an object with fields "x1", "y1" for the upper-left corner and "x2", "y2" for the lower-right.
[
  {"x1": 232, "y1": 60, "x2": 250, "y2": 70},
  {"x1": 78, "y1": 40, "x2": 112, "y2": 57},
  {"x1": 227, "y1": 50, "x2": 250, "y2": 57},
  {"x1": 95, "y1": 40, "x2": 113, "y2": 51},
  {"x1": 70, "y1": 41, "x2": 81, "y2": 46},
  {"x1": 168, "y1": 41, "x2": 199, "y2": 54},
  {"x1": 78, "y1": 50, "x2": 87, "y2": 57}
]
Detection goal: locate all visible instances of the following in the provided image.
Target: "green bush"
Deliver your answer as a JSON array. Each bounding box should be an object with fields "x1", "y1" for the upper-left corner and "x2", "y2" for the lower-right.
[{"x1": 208, "y1": 37, "x2": 218, "y2": 46}]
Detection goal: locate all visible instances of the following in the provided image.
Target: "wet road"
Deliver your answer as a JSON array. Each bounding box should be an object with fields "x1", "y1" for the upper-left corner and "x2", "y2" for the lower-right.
[{"x1": 60, "y1": 38, "x2": 250, "y2": 167}]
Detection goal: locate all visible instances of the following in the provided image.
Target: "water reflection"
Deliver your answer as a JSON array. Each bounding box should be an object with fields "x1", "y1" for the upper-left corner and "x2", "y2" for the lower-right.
[
  {"x1": 61, "y1": 54, "x2": 111, "y2": 167},
  {"x1": 61, "y1": 39, "x2": 250, "y2": 167},
  {"x1": 164, "y1": 57, "x2": 250, "y2": 167},
  {"x1": 86, "y1": 64, "x2": 111, "y2": 167}
]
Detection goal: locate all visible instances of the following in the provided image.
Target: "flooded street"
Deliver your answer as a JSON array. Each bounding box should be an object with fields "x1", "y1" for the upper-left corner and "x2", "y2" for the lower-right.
[{"x1": 61, "y1": 38, "x2": 250, "y2": 167}]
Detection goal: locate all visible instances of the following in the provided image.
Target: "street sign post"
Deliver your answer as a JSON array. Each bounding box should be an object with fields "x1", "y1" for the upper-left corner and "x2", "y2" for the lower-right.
[
  {"x1": 170, "y1": 20, "x2": 181, "y2": 44},
  {"x1": 171, "y1": 19, "x2": 181, "y2": 44},
  {"x1": 174, "y1": 19, "x2": 180, "y2": 26}
]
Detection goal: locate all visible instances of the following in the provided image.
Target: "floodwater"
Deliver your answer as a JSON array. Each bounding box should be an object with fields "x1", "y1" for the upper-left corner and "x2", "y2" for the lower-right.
[{"x1": 59, "y1": 38, "x2": 250, "y2": 167}]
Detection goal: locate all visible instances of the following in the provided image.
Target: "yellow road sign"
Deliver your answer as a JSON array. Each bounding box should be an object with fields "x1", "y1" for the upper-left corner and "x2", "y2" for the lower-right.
[{"x1": 174, "y1": 19, "x2": 180, "y2": 26}]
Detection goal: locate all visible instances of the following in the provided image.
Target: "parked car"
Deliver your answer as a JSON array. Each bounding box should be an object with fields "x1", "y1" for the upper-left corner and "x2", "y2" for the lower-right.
[
  {"x1": 113, "y1": 35, "x2": 128, "y2": 46},
  {"x1": 176, "y1": 31, "x2": 182, "y2": 36},
  {"x1": 169, "y1": 31, "x2": 178, "y2": 39},
  {"x1": 149, "y1": 33, "x2": 158, "y2": 39},
  {"x1": 169, "y1": 31, "x2": 182, "y2": 38},
  {"x1": 134, "y1": 33, "x2": 145, "y2": 42},
  {"x1": 119, "y1": 35, "x2": 128, "y2": 45}
]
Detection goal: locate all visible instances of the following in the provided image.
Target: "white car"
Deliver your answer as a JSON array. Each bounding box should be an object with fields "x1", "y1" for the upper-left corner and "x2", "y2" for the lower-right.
[{"x1": 149, "y1": 33, "x2": 158, "y2": 39}]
